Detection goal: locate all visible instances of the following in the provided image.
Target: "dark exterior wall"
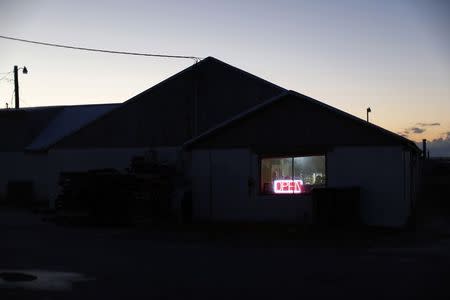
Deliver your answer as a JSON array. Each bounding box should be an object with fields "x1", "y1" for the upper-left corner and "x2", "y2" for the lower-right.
[
  {"x1": 54, "y1": 58, "x2": 284, "y2": 149},
  {"x1": 191, "y1": 94, "x2": 407, "y2": 152},
  {"x1": 55, "y1": 75, "x2": 193, "y2": 148},
  {"x1": 195, "y1": 60, "x2": 283, "y2": 134},
  {"x1": 0, "y1": 108, "x2": 62, "y2": 152}
]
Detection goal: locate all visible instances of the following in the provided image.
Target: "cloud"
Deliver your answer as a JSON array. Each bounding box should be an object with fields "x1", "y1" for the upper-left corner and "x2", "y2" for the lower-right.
[
  {"x1": 418, "y1": 132, "x2": 450, "y2": 157},
  {"x1": 416, "y1": 122, "x2": 440, "y2": 127},
  {"x1": 410, "y1": 127, "x2": 426, "y2": 134},
  {"x1": 400, "y1": 122, "x2": 441, "y2": 137}
]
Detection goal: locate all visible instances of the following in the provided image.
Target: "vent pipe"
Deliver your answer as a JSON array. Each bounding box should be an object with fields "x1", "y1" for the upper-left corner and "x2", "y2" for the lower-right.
[{"x1": 422, "y1": 139, "x2": 427, "y2": 159}]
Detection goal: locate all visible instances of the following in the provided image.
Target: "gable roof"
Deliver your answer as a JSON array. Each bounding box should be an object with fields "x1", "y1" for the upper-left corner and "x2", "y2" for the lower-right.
[
  {"x1": 51, "y1": 56, "x2": 286, "y2": 149},
  {"x1": 120, "y1": 56, "x2": 284, "y2": 109},
  {"x1": 184, "y1": 90, "x2": 421, "y2": 152}
]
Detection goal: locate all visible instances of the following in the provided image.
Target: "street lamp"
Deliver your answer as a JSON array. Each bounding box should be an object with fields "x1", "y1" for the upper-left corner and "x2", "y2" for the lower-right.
[
  {"x1": 366, "y1": 107, "x2": 371, "y2": 122},
  {"x1": 14, "y1": 65, "x2": 28, "y2": 109}
]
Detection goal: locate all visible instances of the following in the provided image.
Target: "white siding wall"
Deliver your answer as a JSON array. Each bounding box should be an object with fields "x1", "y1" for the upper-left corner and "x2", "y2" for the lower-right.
[
  {"x1": 190, "y1": 148, "x2": 312, "y2": 223},
  {"x1": 327, "y1": 146, "x2": 410, "y2": 227},
  {"x1": 190, "y1": 149, "x2": 212, "y2": 219},
  {"x1": 191, "y1": 149, "x2": 250, "y2": 221},
  {"x1": 191, "y1": 146, "x2": 415, "y2": 227},
  {"x1": 210, "y1": 149, "x2": 251, "y2": 221}
]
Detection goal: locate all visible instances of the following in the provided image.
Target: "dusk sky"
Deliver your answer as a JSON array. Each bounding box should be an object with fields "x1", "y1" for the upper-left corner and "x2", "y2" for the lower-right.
[{"x1": 1, "y1": 0, "x2": 449, "y2": 155}]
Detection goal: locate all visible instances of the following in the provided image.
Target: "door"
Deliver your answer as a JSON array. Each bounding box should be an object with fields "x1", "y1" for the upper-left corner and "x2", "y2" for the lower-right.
[{"x1": 210, "y1": 149, "x2": 250, "y2": 221}]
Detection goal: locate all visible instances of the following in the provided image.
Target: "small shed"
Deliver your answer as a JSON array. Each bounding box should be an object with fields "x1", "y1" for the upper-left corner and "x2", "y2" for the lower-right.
[{"x1": 184, "y1": 91, "x2": 421, "y2": 227}]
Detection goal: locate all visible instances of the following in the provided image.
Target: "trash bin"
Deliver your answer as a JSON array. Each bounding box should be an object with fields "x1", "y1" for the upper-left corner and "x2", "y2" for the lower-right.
[{"x1": 312, "y1": 187, "x2": 360, "y2": 227}]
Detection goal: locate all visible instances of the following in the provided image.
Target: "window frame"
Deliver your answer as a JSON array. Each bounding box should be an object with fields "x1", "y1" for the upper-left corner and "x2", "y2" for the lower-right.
[{"x1": 258, "y1": 153, "x2": 328, "y2": 196}]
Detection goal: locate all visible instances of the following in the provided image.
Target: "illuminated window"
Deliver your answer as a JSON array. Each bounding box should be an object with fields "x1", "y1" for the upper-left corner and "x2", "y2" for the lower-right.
[{"x1": 260, "y1": 155, "x2": 326, "y2": 194}]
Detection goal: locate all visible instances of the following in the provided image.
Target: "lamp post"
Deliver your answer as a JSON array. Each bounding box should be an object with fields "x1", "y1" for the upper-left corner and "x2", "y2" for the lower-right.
[
  {"x1": 13, "y1": 65, "x2": 28, "y2": 109},
  {"x1": 366, "y1": 107, "x2": 371, "y2": 122}
]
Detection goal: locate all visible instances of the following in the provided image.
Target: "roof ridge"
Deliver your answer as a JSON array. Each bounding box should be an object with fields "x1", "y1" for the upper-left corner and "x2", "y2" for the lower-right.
[
  {"x1": 50, "y1": 56, "x2": 286, "y2": 149},
  {"x1": 203, "y1": 57, "x2": 286, "y2": 92}
]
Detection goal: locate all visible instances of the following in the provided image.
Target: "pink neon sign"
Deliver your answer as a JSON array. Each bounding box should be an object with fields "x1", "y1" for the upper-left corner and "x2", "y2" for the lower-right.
[{"x1": 273, "y1": 180, "x2": 303, "y2": 194}]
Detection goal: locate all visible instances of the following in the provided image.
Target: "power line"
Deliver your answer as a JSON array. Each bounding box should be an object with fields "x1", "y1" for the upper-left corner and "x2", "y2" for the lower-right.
[
  {"x1": 0, "y1": 34, "x2": 202, "y2": 62},
  {"x1": 0, "y1": 73, "x2": 14, "y2": 84},
  {"x1": 0, "y1": 74, "x2": 11, "y2": 82},
  {"x1": 10, "y1": 89, "x2": 15, "y2": 108}
]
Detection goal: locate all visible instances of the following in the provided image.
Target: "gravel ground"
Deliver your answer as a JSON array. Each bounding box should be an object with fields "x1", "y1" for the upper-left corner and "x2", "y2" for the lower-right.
[{"x1": 1, "y1": 210, "x2": 450, "y2": 299}]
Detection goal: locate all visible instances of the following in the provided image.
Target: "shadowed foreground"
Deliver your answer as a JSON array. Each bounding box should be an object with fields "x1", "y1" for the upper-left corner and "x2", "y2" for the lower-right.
[{"x1": 1, "y1": 210, "x2": 450, "y2": 299}]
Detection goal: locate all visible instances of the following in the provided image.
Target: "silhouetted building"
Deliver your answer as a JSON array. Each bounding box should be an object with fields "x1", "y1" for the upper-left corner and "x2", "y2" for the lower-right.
[
  {"x1": 0, "y1": 57, "x2": 421, "y2": 227},
  {"x1": 184, "y1": 91, "x2": 421, "y2": 227}
]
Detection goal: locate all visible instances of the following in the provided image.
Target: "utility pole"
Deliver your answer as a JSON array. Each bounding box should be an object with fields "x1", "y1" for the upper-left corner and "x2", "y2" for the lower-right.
[
  {"x1": 14, "y1": 66, "x2": 19, "y2": 109},
  {"x1": 13, "y1": 65, "x2": 28, "y2": 109}
]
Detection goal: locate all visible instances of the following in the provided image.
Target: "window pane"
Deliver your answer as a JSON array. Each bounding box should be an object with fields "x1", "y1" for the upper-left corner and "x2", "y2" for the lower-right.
[
  {"x1": 261, "y1": 155, "x2": 326, "y2": 194},
  {"x1": 294, "y1": 156, "x2": 326, "y2": 193},
  {"x1": 261, "y1": 157, "x2": 293, "y2": 193}
]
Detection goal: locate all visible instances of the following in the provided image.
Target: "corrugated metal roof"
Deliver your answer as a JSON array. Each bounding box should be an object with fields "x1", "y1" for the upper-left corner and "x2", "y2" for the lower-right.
[
  {"x1": 25, "y1": 104, "x2": 119, "y2": 151},
  {"x1": 0, "y1": 107, "x2": 62, "y2": 152}
]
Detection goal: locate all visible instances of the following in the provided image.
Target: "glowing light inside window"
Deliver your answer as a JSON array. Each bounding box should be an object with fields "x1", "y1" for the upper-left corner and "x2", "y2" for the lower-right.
[{"x1": 273, "y1": 179, "x2": 304, "y2": 194}]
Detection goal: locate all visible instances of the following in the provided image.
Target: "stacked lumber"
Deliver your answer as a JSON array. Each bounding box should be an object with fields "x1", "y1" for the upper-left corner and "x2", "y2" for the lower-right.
[{"x1": 56, "y1": 155, "x2": 176, "y2": 224}]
